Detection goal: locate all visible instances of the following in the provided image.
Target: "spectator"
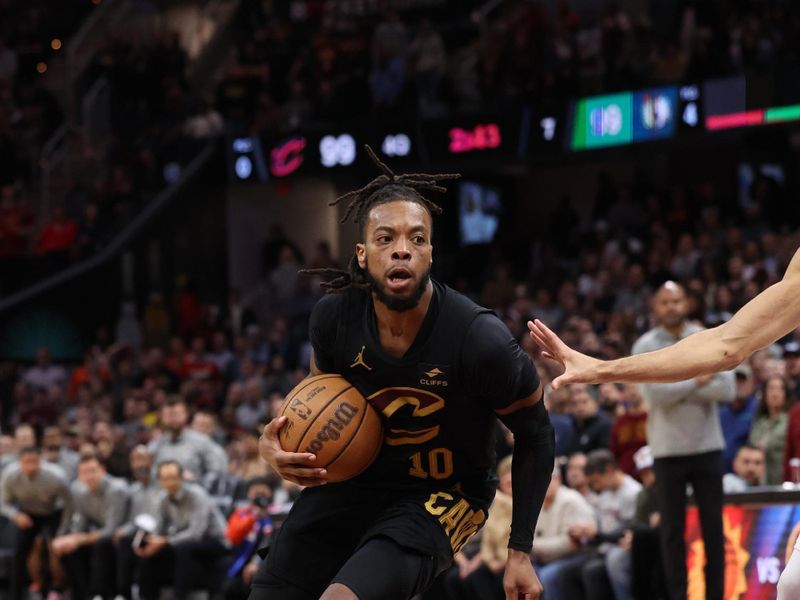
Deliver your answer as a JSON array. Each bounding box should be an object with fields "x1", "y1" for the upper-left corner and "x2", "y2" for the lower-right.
[
  {"x1": 609, "y1": 385, "x2": 648, "y2": 478},
  {"x1": 24, "y1": 346, "x2": 67, "y2": 392},
  {"x1": 222, "y1": 478, "x2": 273, "y2": 600},
  {"x1": 749, "y1": 375, "x2": 790, "y2": 485},
  {"x1": 723, "y1": 444, "x2": 766, "y2": 493},
  {"x1": 42, "y1": 426, "x2": 79, "y2": 480},
  {"x1": 565, "y1": 452, "x2": 596, "y2": 502},
  {"x1": 115, "y1": 302, "x2": 143, "y2": 351},
  {"x1": 784, "y1": 342, "x2": 800, "y2": 397},
  {"x1": 236, "y1": 378, "x2": 269, "y2": 430},
  {"x1": 609, "y1": 445, "x2": 666, "y2": 600},
  {"x1": 459, "y1": 455, "x2": 513, "y2": 600},
  {"x1": 113, "y1": 446, "x2": 162, "y2": 600},
  {"x1": 36, "y1": 204, "x2": 77, "y2": 257},
  {"x1": 545, "y1": 388, "x2": 575, "y2": 458},
  {"x1": 52, "y1": 455, "x2": 129, "y2": 600},
  {"x1": 532, "y1": 465, "x2": 596, "y2": 600},
  {"x1": 135, "y1": 461, "x2": 229, "y2": 600},
  {"x1": 223, "y1": 288, "x2": 258, "y2": 337},
  {"x1": 565, "y1": 383, "x2": 613, "y2": 455},
  {"x1": 632, "y1": 282, "x2": 735, "y2": 600},
  {"x1": 409, "y1": 19, "x2": 446, "y2": 116},
  {"x1": 1, "y1": 447, "x2": 72, "y2": 600},
  {"x1": 560, "y1": 450, "x2": 641, "y2": 600},
  {"x1": 1, "y1": 424, "x2": 38, "y2": 471},
  {"x1": 147, "y1": 396, "x2": 228, "y2": 482},
  {"x1": 719, "y1": 362, "x2": 759, "y2": 472}
]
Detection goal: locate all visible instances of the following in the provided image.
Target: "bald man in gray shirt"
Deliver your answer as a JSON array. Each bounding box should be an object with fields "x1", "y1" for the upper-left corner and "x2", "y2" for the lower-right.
[
  {"x1": 1, "y1": 447, "x2": 72, "y2": 600},
  {"x1": 631, "y1": 283, "x2": 735, "y2": 600},
  {"x1": 52, "y1": 455, "x2": 130, "y2": 600}
]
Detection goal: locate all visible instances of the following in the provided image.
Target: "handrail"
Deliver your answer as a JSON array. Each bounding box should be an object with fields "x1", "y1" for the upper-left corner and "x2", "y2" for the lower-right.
[{"x1": 0, "y1": 142, "x2": 216, "y2": 313}]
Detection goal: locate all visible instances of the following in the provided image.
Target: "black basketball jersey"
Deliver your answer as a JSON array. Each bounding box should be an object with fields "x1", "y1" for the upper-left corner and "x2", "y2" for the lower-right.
[{"x1": 309, "y1": 279, "x2": 539, "y2": 512}]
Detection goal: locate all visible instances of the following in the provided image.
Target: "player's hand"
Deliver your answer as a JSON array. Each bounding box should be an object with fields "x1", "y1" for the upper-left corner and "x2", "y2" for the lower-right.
[
  {"x1": 503, "y1": 549, "x2": 542, "y2": 600},
  {"x1": 527, "y1": 319, "x2": 602, "y2": 389},
  {"x1": 259, "y1": 417, "x2": 327, "y2": 487}
]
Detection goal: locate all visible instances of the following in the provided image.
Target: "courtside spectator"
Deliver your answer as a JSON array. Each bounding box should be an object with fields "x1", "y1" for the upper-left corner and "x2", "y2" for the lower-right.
[
  {"x1": 609, "y1": 385, "x2": 647, "y2": 478},
  {"x1": 749, "y1": 375, "x2": 790, "y2": 484},
  {"x1": 532, "y1": 466, "x2": 596, "y2": 600},
  {"x1": 566, "y1": 384, "x2": 612, "y2": 455},
  {"x1": 136, "y1": 461, "x2": 229, "y2": 600},
  {"x1": 719, "y1": 362, "x2": 758, "y2": 472},
  {"x1": 52, "y1": 455, "x2": 129, "y2": 600},
  {"x1": 723, "y1": 444, "x2": 767, "y2": 493},
  {"x1": 1, "y1": 447, "x2": 72, "y2": 600}
]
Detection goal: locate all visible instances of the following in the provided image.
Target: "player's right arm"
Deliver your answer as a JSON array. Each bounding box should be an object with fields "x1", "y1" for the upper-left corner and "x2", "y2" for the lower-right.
[{"x1": 529, "y1": 247, "x2": 800, "y2": 387}]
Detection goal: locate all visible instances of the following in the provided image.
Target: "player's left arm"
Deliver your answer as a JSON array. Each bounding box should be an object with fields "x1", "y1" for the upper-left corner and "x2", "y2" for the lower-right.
[{"x1": 463, "y1": 316, "x2": 554, "y2": 599}]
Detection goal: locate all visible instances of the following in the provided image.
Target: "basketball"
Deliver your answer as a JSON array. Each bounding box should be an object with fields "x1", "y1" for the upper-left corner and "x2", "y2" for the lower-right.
[{"x1": 278, "y1": 374, "x2": 384, "y2": 482}]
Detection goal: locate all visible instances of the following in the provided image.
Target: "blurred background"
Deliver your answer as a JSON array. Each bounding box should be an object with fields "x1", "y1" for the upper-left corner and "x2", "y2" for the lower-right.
[{"x1": 2, "y1": 0, "x2": 800, "y2": 599}]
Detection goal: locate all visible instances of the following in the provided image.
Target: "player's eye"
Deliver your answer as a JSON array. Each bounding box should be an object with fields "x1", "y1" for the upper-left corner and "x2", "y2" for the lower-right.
[
  {"x1": 377, "y1": 235, "x2": 392, "y2": 243},
  {"x1": 413, "y1": 236, "x2": 426, "y2": 244}
]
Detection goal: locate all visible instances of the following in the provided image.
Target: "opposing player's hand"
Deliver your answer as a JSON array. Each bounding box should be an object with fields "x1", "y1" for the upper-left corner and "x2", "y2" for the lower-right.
[
  {"x1": 259, "y1": 416, "x2": 328, "y2": 487},
  {"x1": 503, "y1": 549, "x2": 542, "y2": 600},
  {"x1": 527, "y1": 319, "x2": 602, "y2": 389}
]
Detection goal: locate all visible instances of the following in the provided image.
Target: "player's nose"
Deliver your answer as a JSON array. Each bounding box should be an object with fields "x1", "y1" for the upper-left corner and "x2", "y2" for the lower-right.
[{"x1": 392, "y1": 241, "x2": 412, "y2": 260}]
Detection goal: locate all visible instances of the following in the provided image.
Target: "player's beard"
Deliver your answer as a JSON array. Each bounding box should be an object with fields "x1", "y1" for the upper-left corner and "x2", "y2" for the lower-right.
[{"x1": 363, "y1": 259, "x2": 431, "y2": 311}]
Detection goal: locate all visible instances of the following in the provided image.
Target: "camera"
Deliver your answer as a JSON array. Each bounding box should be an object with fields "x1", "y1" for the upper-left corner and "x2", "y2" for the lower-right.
[
  {"x1": 131, "y1": 514, "x2": 158, "y2": 550},
  {"x1": 253, "y1": 495, "x2": 271, "y2": 509}
]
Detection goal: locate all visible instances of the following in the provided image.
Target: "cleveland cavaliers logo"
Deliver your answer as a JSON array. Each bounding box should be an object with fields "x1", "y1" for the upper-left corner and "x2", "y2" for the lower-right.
[{"x1": 350, "y1": 346, "x2": 372, "y2": 371}]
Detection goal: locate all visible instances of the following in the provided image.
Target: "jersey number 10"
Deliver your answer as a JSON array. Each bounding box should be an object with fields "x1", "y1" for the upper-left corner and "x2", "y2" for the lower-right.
[{"x1": 409, "y1": 448, "x2": 454, "y2": 480}]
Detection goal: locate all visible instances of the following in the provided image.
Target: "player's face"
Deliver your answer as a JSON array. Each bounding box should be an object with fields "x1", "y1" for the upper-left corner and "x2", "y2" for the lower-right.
[{"x1": 358, "y1": 200, "x2": 433, "y2": 311}]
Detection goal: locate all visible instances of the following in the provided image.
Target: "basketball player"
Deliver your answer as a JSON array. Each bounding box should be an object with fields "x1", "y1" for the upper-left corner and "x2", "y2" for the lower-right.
[
  {"x1": 252, "y1": 147, "x2": 555, "y2": 600},
  {"x1": 527, "y1": 247, "x2": 800, "y2": 600}
]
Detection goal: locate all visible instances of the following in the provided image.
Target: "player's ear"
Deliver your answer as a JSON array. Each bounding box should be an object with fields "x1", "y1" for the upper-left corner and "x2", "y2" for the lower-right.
[{"x1": 356, "y1": 243, "x2": 366, "y2": 269}]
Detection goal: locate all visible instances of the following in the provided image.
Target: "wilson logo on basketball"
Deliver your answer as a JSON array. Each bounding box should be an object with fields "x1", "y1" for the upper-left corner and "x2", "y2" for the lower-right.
[{"x1": 304, "y1": 402, "x2": 359, "y2": 453}]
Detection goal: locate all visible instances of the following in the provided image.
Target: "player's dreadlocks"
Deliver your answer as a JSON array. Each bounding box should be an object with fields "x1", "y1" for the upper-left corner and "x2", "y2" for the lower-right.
[{"x1": 301, "y1": 145, "x2": 460, "y2": 293}]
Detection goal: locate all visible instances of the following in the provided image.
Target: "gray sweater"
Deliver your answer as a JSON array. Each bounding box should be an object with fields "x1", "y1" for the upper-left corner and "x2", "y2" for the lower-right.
[{"x1": 631, "y1": 323, "x2": 735, "y2": 459}]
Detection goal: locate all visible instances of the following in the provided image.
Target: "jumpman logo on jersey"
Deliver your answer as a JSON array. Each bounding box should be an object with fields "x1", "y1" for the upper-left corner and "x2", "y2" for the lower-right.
[{"x1": 350, "y1": 345, "x2": 372, "y2": 371}]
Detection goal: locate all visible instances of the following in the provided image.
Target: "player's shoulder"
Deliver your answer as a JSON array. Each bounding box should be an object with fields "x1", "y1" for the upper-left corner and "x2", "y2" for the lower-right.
[{"x1": 310, "y1": 288, "x2": 365, "y2": 326}]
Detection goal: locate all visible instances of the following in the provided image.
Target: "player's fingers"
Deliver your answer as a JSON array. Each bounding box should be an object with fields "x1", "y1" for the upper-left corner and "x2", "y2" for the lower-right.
[
  {"x1": 534, "y1": 319, "x2": 564, "y2": 350},
  {"x1": 551, "y1": 375, "x2": 564, "y2": 390},
  {"x1": 541, "y1": 351, "x2": 556, "y2": 362},
  {"x1": 281, "y1": 465, "x2": 327, "y2": 480},
  {"x1": 529, "y1": 325, "x2": 559, "y2": 357},
  {"x1": 274, "y1": 451, "x2": 317, "y2": 466}
]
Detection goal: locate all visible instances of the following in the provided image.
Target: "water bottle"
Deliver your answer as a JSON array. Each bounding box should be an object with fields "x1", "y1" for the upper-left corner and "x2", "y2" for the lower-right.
[{"x1": 790, "y1": 457, "x2": 800, "y2": 486}]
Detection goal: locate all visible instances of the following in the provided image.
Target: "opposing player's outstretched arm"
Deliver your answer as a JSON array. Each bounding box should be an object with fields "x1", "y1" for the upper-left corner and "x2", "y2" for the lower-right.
[{"x1": 529, "y1": 247, "x2": 800, "y2": 388}]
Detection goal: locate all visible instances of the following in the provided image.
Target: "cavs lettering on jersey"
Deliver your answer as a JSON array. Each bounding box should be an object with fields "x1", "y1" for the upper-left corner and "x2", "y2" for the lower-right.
[{"x1": 309, "y1": 279, "x2": 539, "y2": 553}]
